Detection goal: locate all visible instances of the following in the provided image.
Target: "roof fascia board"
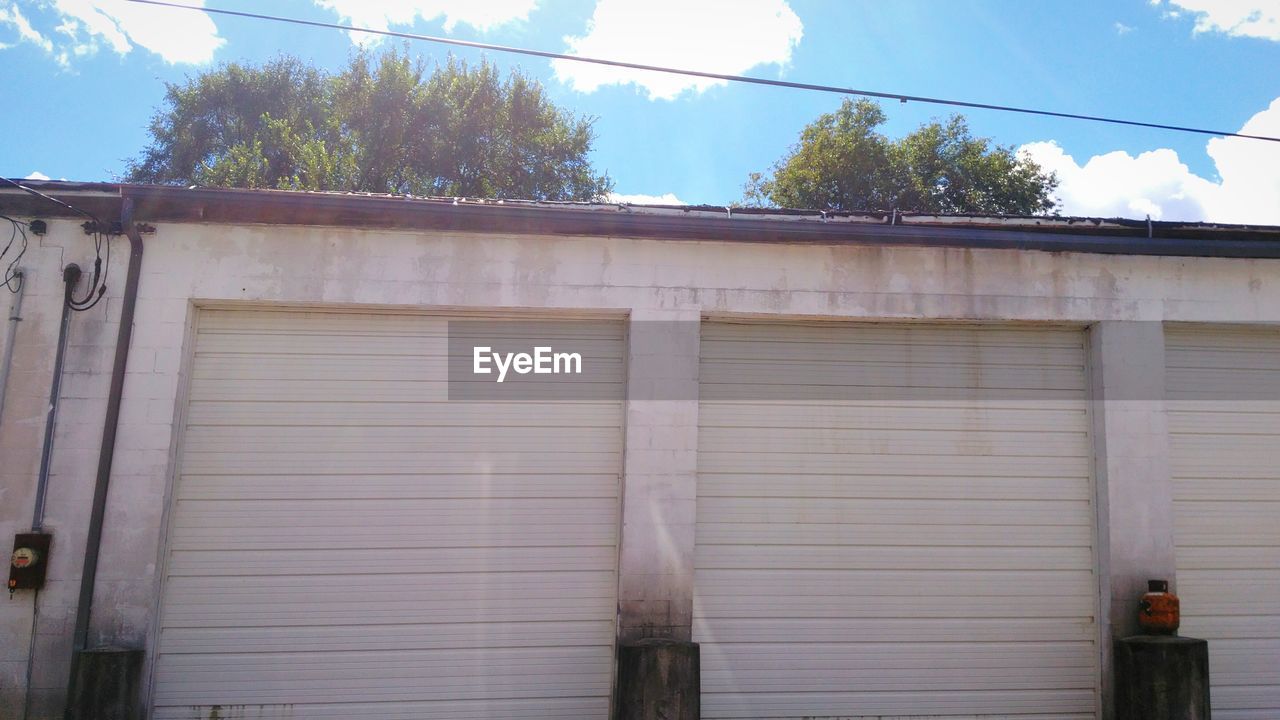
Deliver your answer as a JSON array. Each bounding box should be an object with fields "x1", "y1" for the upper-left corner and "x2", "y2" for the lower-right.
[{"x1": 3, "y1": 184, "x2": 1280, "y2": 259}]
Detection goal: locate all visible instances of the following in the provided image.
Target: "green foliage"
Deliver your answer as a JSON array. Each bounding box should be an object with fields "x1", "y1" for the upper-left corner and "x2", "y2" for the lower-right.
[
  {"x1": 127, "y1": 50, "x2": 612, "y2": 201},
  {"x1": 745, "y1": 99, "x2": 1058, "y2": 215}
]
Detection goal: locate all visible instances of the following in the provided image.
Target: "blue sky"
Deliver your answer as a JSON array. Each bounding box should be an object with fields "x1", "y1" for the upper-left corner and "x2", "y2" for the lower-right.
[{"x1": 1, "y1": 0, "x2": 1277, "y2": 223}]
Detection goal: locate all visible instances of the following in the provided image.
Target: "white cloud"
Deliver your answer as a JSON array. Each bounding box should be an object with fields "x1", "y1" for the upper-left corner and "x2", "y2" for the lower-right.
[
  {"x1": 1019, "y1": 97, "x2": 1280, "y2": 225},
  {"x1": 24, "y1": 171, "x2": 51, "y2": 181},
  {"x1": 1019, "y1": 142, "x2": 1216, "y2": 220},
  {"x1": 607, "y1": 192, "x2": 688, "y2": 205},
  {"x1": 1114, "y1": 21, "x2": 1134, "y2": 35},
  {"x1": 552, "y1": 0, "x2": 803, "y2": 101},
  {"x1": 0, "y1": 0, "x2": 223, "y2": 65},
  {"x1": 1154, "y1": 1, "x2": 1280, "y2": 40},
  {"x1": 315, "y1": 0, "x2": 537, "y2": 45},
  {"x1": 0, "y1": 4, "x2": 54, "y2": 53}
]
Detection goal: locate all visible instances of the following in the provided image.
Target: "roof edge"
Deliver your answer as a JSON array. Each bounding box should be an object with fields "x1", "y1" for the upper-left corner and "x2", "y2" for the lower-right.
[{"x1": 3, "y1": 180, "x2": 1280, "y2": 259}]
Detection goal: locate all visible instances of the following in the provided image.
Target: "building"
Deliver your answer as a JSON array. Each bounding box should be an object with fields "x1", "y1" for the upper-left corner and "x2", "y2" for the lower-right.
[{"x1": 1, "y1": 180, "x2": 1278, "y2": 720}]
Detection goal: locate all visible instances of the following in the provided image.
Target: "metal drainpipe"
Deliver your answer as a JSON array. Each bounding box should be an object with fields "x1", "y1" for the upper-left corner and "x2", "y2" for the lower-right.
[
  {"x1": 69, "y1": 194, "x2": 144, "y2": 656},
  {"x1": 32, "y1": 264, "x2": 82, "y2": 531},
  {"x1": 0, "y1": 268, "x2": 27, "y2": 430}
]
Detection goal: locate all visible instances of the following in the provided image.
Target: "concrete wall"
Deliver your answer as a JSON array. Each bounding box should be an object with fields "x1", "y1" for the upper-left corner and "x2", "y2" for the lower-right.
[
  {"x1": 2, "y1": 216, "x2": 1279, "y2": 718},
  {"x1": 1088, "y1": 321, "x2": 1176, "y2": 715}
]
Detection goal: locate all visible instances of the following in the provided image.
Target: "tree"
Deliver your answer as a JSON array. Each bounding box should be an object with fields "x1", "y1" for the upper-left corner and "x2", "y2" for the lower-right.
[
  {"x1": 744, "y1": 99, "x2": 1057, "y2": 215},
  {"x1": 127, "y1": 51, "x2": 613, "y2": 201}
]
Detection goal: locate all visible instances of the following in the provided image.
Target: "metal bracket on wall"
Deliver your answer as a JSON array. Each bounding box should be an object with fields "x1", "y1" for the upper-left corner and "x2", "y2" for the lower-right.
[{"x1": 81, "y1": 220, "x2": 155, "y2": 235}]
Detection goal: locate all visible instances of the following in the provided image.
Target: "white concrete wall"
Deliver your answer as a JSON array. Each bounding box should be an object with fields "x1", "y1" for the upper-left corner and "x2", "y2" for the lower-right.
[
  {"x1": 1, "y1": 216, "x2": 1279, "y2": 717},
  {"x1": 618, "y1": 309, "x2": 700, "y2": 642},
  {"x1": 1087, "y1": 321, "x2": 1176, "y2": 718},
  {"x1": 0, "y1": 222, "x2": 132, "y2": 720}
]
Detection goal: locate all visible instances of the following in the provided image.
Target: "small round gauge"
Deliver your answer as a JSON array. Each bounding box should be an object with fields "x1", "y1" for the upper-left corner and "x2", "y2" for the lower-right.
[{"x1": 11, "y1": 547, "x2": 39, "y2": 569}]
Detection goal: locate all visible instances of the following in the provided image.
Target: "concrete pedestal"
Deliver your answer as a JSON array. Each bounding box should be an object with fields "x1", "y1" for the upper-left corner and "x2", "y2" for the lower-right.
[
  {"x1": 1114, "y1": 635, "x2": 1210, "y2": 720},
  {"x1": 66, "y1": 646, "x2": 143, "y2": 720},
  {"x1": 615, "y1": 639, "x2": 699, "y2": 720}
]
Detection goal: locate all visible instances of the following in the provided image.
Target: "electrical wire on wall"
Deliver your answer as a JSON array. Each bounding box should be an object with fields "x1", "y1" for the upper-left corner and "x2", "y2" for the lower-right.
[
  {"x1": 68, "y1": 219, "x2": 110, "y2": 312},
  {"x1": 1, "y1": 213, "x2": 28, "y2": 292},
  {"x1": 0, "y1": 178, "x2": 110, "y2": 310}
]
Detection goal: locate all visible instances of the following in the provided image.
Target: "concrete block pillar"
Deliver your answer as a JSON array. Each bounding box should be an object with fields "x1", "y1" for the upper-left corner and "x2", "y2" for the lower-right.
[
  {"x1": 1114, "y1": 635, "x2": 1211, "y2": 719},
  {"x1": 66, "y1": 646, "x2": 143, "y2": 720},
  {"x1": 1088, "y1": 321, "x2": 1177, "y2": 717},
  {"x1": 616, "y1": 309, "x2": 701, "y2": 643},
  {"x1": 614, "y1": 310, "x2": 702, "y2": 716},
  {"x1": 615, "y1": 639, "x2": 700, "y2": 720}
]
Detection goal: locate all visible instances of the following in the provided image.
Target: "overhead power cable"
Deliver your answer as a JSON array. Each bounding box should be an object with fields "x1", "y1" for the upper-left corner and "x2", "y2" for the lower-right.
[{"x1": 126, "y1": 0, "x2": 1280, "y2": 143}]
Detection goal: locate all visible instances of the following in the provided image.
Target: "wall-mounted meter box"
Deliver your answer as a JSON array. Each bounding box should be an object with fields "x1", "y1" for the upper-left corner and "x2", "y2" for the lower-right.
[{"x1": 9, "y1": 533, "x2": 52, "y2": 591}]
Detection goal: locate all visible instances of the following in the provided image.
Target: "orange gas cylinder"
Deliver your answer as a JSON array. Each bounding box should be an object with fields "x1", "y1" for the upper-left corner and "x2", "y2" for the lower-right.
[{"x1": 1138, "y1": 579, "x2": 1180, "y2": 635}]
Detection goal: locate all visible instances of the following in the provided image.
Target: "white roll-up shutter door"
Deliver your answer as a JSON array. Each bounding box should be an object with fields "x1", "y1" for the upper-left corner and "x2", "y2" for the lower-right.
[
  {"x1": 694, "y1": 321, "x2": 1099, "y2": 719},
  {"x1": 1167, "y1": 325, "x2": 1280, "y2": 720},
  {"x1": 151, "y1": 309, "x2": 624, "y2": 719}
]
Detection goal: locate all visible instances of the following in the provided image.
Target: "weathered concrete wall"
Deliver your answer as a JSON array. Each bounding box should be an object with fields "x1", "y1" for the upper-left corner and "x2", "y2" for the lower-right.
[
  {"x1": 1114, "y1": 635, "x2": 1211, "y2": 720},
  {"x1": 618, "y1": 310, "x2": 700, "y2": 642},
  {"x1": 1088, "y1": 321, "x2": 1177, "y2": 718},
  {"x1": 65, "y1": 647, "x2": 144, "y2": 720},
  {"x1": 615, "y1": 639, "x2": 700, "y2": 720},
  {"x1": 2, "y1": 217, "x2": 1280, "y2": 717},
  {"x1": 0, "y1": 222, "x2": 131, "y2": 720}
]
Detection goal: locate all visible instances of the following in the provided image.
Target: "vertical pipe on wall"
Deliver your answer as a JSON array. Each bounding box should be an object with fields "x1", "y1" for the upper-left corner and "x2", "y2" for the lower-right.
[
  {"x1": 32, "y1": 264, "x2": 81, "y2": 531},
  {"x1": 0, "y1": 268, "x2": 26, "y2": 427},
  {"x1": 21, "y1": 589, "x2": 40, "y2": 720},
  {"x1": 69, "y1": 195, "x2": 144, "y2": 654}
]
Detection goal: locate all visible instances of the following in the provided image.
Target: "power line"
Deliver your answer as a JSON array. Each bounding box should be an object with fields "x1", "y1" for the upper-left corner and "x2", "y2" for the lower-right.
[
  {"x1": 126, "y1": 0, "x2": 1280, "y2": 143},
  {"x1": 0, "y1": 177, "x2": 99, "y2": 223}
]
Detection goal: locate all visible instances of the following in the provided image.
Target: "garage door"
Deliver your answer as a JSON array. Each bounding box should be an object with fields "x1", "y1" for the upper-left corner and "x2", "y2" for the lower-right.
[
  {"x1": 694, "y1": 321, "x2": 1099, "y2": 719},
  {"x1": 1167, "y1": 325, "x2": 1280, "y2": 720},
  {"x1": 151, "y1": 309, "x2": 624, "y2": 719}
]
